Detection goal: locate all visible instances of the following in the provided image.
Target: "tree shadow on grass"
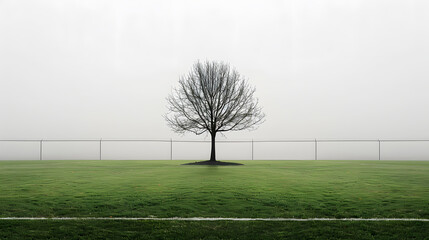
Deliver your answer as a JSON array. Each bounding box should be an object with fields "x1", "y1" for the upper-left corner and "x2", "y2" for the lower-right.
[{"x1": 182, "y1": 160, "x2": 243, "y2": 166}]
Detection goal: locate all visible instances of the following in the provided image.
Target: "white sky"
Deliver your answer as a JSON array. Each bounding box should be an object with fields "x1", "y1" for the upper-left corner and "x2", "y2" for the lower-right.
[{"x1": 1, "y1": 0, "x2": 429, "y2": 141}]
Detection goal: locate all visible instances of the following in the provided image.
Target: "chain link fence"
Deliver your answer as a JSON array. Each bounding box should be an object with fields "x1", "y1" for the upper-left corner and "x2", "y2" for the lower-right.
[{"x1": 1, "y1": 139, "x2": 429, "y2": 160}]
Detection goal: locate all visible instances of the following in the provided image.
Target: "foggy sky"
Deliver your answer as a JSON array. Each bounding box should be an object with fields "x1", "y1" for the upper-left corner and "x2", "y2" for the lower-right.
[{"x1": 1, "y1": 0, "x2": 429, "y2": 141}]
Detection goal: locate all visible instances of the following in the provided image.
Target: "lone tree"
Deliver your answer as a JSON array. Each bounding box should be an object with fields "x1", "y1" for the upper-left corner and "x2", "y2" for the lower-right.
[{"x1": 165, "y1": 61, "x2": 265, "y2": 163}]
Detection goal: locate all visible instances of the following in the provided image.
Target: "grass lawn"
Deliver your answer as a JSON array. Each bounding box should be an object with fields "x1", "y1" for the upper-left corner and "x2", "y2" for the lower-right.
[{"x1": 0, "y1": 160, "x2": 428, "y2": 239}]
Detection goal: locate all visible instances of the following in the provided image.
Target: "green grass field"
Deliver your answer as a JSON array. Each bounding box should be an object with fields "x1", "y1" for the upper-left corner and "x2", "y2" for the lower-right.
[{"x1": 1, "y1": 160, "x2": 428, "y2": 239}]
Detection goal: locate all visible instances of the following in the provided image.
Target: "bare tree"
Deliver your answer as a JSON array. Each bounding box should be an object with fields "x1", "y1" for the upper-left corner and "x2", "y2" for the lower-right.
[{"x1": 165, "y1": 61, "x2": 265, "y2": 162}]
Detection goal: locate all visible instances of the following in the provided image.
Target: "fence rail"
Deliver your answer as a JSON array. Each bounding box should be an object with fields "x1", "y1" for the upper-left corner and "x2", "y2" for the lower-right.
[{"x1": 1, "y1": 139, "x2": 429, "y2": 161}]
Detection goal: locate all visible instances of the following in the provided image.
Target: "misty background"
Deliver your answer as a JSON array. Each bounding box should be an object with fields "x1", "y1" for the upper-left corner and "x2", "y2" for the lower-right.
[{"x1": 1, "y1": 0, "x2": 429, "y2": 160}]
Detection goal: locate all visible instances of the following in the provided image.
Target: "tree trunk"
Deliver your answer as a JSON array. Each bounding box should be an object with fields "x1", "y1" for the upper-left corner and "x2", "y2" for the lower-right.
[{"x1": 209, "y1": 132, "x2": 216, "y2": 161}]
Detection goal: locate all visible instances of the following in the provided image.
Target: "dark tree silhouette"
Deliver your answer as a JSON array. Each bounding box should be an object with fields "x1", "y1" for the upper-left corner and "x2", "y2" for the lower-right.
[{"x1": 165, "y1": 61, "x2": 265, "y2": 162}]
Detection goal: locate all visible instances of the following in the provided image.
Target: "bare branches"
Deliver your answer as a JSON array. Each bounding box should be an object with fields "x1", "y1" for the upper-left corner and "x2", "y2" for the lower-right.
[{"x1": 165, "y1": 61, "x2": 265, "y2": 136}]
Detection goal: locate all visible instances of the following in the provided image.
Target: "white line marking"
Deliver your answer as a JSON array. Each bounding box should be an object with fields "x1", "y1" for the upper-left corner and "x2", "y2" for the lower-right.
[{"x1": 0, "y1": 217, "x2": 428, "y2": 222}]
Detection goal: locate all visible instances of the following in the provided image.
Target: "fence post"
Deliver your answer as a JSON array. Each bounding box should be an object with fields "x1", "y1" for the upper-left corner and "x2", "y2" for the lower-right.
[
  {"x1": 170, "y1": 138, "x2": 173, "y2": 160},
  {"x1": 315, "y1": 139, "x2": 317, "y2": 160},
  {"x1": 252, "y1": 139, "x2": 254, "y2": 160},
  {"x1": 378, "y1": 139, "x2": 381, "y2": 160},
  {"x1": 40, "y1": 139, "x2": 43, "y2": 160},
  {"x1": 99, "y1": 139, "x2": 102, "y2": 160}
]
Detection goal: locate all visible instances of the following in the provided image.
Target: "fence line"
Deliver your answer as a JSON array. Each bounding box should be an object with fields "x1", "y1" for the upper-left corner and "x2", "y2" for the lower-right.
[{"x1": 1, "y1": 139, "x2": 429, "y2": 161}]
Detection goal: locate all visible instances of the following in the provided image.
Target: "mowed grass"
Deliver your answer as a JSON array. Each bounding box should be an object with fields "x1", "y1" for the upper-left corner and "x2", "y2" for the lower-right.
[{"x1": 1, "y1": 160, "x2": 428, "y2": 239}]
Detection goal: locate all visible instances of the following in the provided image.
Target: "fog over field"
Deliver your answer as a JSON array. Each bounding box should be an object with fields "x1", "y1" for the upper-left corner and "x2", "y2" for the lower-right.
[{"x1": 1, "y1": 0, "x2": 429, "y2": 160}]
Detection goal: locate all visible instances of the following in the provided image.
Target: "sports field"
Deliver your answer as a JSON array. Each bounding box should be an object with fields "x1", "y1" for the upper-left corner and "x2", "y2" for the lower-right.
[{"x1": 1, "y1": 160, "x2": 428, "y2": 239}]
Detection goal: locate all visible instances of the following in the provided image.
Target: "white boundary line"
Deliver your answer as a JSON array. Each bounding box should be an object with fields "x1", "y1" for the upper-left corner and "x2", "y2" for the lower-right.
[{"x1": 0, "y1": 217, "x2": 428, "y2": 222}]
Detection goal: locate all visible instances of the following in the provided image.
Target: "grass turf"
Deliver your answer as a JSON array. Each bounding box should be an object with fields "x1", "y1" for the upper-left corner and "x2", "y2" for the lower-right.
[
  {"x1": 0, "y1": 160, "x2": 428, "y2": 239},
  {"x1": 1, "y1": 220, "x2": 428, "y2": 240}
]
